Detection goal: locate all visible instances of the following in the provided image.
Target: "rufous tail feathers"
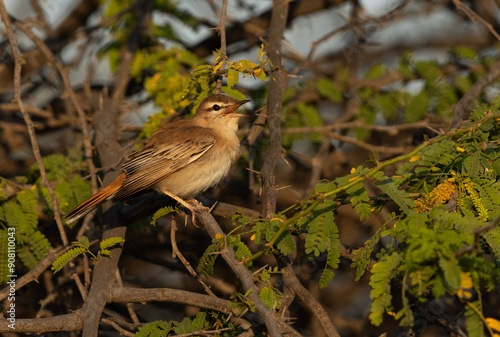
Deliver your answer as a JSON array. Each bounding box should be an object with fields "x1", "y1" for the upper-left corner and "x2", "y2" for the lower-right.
[{"x1": 65, "y1": 173, "x2": 126, "y2": 224}]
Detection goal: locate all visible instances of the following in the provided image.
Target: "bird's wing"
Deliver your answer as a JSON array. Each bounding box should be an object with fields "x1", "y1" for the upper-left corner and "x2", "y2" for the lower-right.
[{"x1": 114, "y1": 125, "x2": 215, "y2": 199}]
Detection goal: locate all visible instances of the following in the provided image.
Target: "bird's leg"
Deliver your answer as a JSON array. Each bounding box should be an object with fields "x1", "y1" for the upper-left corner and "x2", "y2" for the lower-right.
[{"x1": 159, "y1": 189, "x2": 197, "y2": 224}]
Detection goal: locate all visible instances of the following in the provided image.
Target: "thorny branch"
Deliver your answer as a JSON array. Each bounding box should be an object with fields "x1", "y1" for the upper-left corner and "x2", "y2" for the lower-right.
[
  {"x1": 0, "y1": 0, "x2": 87, "y2": 299},
  {"x1": 214, "y1": 0, "x2": 229, "y2": 95}
]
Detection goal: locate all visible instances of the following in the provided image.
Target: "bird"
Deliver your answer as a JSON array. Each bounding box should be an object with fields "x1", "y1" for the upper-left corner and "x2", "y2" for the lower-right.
[{"x1": 65, "y1": 94, "x2": 250, "y2": 224}]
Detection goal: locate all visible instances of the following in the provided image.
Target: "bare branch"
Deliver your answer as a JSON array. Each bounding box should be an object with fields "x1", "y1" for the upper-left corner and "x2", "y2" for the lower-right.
[
  {"x1": 453, "y1": 0, "x2": 500, "y2": 42},
  {"x1": 13, "y1": 20, "x2": 99, "y2": 195},
  {"x1": 214, "y1": 0, "x2": 228, "y2": 94},
  {"x1": 261, "y1": 0, "x2": 291, "y2": 218},
  {"x1": 450, "y1": 60, "x2": 500, "y2": 129},
  {"x1": 198, "y1": 210, "x2": 290, "y2": 337}
]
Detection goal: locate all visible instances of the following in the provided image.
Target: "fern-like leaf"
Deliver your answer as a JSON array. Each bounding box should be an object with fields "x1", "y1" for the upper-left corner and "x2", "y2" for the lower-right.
[
  {"x1": 305, "y1": 203, "x2": 335, "y2": 256},
  {"x1": 464, "y1": 301, "x2": 483, "y2": 337},
  {"x1": 17, "y1": 231, "x2": 52, "y2": 268},
  {"x1": 135, "y1": 320, "x2": 171, "y2": 337},
  {"x1": 150, "y1": 206, "x2": 176, "y2": 225},
  {"x1": 375, "y1": 176, "x2": 416, "y2": 215},
  {"x1": 100, "y1": 237, "x2": 125, "y2": 251},
  {"x1": 369, "y1": 252, "x2": 403, "y2": 326},
  {"x1": 197, "y1": 239, "x2": 223, "y2": 278},
  {"x1": 319, "y1": 220, "x2": 340, "y2": 289},
  {"x1": 347, "y1": 182, "x2": 371, "y2": 221},
  {"x1": 52, "y1": 246, "x2": 87, "y2": 273},
  {"x1": 276, "y1": 230, "x2": 296, "y2": 256},
  {"x1": 0, "y1": 230, "x2": 9, "y2": 284}
]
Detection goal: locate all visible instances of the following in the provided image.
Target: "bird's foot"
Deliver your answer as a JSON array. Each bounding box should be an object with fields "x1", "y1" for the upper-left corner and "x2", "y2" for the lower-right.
[
  {"x1": 159, "y1": 189, "x2": 199, "y2": 225},
  {"x1": 185, "y1": 199, "x2": 211, "y2": 226}
]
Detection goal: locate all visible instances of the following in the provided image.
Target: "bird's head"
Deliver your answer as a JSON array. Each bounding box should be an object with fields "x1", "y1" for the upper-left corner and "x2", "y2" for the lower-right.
[{"x1": 195, "y1": 94, "x2": 250, "y2": 123}]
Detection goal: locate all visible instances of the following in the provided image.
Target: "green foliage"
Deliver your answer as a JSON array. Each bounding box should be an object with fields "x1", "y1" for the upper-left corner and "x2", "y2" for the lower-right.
[
  {"x1": 351, "y1": 224, "x2": 386, "y2": 281},
  {"x1": 347, "y1": 181, "x2": 371, "y2": 220},
  {"x1": 134, "y1": 46, "x2": 268, "y2": 138},
  {"x1": 51, "y1": 246, "x2": 87, "y2": 274},
  {"x1": 369, "y1": 252, "x2": 402, "y2": 326},
  {"x1": 134, "y1": 311, "x2": 243, "y2": 336},
  {"x1": 374, "y1": 174, "x2": 416, "y2": 215},
  {"x1": 316, "y1": 78, "x2": 342, "y2": 103},
  {"x1": 150, "y1": 206, "x2": 177, "y2": 226},
  {"x1": 405, "y1": 90, "x2": 430, "y2": 122},
  {"x1": 259, "y1": 286, "x2": 283, "y2": 310},
  {"x1": 0, "y1": 229, "x2": 11, "y2": 284},
  {"x1": 29, "y1": 153, "x2": 92, "y2": 228},
  {"x1": 0, "y1": 187, "x2": 52, "y2": 281},
  {"x1": 201, "y1": 104, "x2": 500, "y2": 335},
  {"x1": 304, "y1": 200, "x2": 336, "y2": 257},
  {"x1": 51, "y1": 236, "x2": 125, "y2": 273},
  {"x1": 282, "y1": 49, "x2": 494, "y2": 144},
  {"x1": 227, "y1": 235, "x2": 252, "y2": 263},
  {"x1": 197, "y1": 237, "x2": 223, "y2": 278},
  {"x1": 464, "y1": 301, "x2": 484, "y2": 337}
]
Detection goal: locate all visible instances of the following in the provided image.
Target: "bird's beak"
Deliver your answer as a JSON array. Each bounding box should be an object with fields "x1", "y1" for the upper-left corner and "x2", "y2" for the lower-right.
[{"x1": 223, "y1": 100, "x2": 250, "y2": 116}]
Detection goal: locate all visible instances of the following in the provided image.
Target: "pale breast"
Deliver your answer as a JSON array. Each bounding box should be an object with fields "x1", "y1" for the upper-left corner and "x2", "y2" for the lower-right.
[{"x1": 154, "y1": 129, "x2": 240, "y2": 199}]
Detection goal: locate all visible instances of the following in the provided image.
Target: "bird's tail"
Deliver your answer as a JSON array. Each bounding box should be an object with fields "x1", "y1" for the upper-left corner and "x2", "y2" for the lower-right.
[{"x1": 65, "y1": 173, "x2": 126, "y2": 224}]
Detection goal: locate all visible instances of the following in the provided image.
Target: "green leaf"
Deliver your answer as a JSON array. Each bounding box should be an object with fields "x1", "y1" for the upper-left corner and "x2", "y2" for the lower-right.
[
  {"x1": 0, "y1": 230, "x2": 11, "y2": 284},
  {"x1": 316, "y1": 78, "x2": 342, "y2": 103},
  {"x1": 347, "y1": 182, "x2": 371, "y2": 221},
  {"x1": 405, "y1": 90, "x2": 430, "y2": 122},
  {"x1": 305, "y1": 201, "x2": 335, "y2": 256},
  {"x1": 100, "y1": 237, "x2": 125, "y2": 251},
  {"x1": 296, "y1": 103, "x2": 324, "y2": 143},
  {"x1": 150, "y1": 206, "x2": 176, "y2": 226},
  {"x1": 364, "y1": 64, "x2": 386, "y2": 79},
  {"x1": 52, "y1": 246, "x2": 87, "y2": 273},
  {"x1": 197, "y1": 239, "x2": 223, "y2": 278},
  {"x1": 438, "y1": 254, "x2": 461, "y2": 293},
  {"x1": 373, "y1": 93, "x2": 399, "y2": 123},
  {"x1": 173, "y1": 317, "x2": 193, "y2": 334},
  {"x1": 375, "y1": 176, "x2": 416, "y2": 215},
  {"x1": 276, "y1": 230, "x2": 296, "y2": 255},
  {"x1": 464, "y1": 301, "x2": 483, "y2": 337},
  {"x1": 369, "y1": 252, "x2": 402, "y2": 326},
  {"x1": 259, "y1": 286, "x2": 282, "y2": 310},
  {"x1": 191, "y1": 311, "x2": 207, "y2": 331}
]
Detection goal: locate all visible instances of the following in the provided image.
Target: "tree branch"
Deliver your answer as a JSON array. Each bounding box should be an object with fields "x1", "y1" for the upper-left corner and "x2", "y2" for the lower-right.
[
  {"x1": 261, "y1": 0, "x2": 291, "y2": 218},
  {"x1": 198, "y1": 210, "x2": 290, "y2": 337},
  {"x1": 449, "y1": 60, "x2": 500, "y2": 129}
]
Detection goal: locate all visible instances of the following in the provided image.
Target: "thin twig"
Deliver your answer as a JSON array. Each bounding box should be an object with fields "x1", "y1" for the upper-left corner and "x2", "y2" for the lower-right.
[
  {"x1": 13, "y1": 19, "x2": 98, "y2": 195},
  {"x1": 452, "y1": 0, "x2": 500, "y2": 42},
  {"x1": 170, "y1": 219, "x2": 217, "y2": 297},
  {"x1": 261, "y1": 0, "x2": 290, "y2": 218},
  {"x1": 0, "y1": 247, "x2": 64, "y2": 301},
  {"x1": 0, "y1": 0, "x2": 87, "y2": 299},
  {"x1": 197, "y1": 210, "x2": 291, "y2": 337},
  {"x1": 328, "y1": 131, "x2": 412, "y2": 155},
  {"x1": 115, "y1": 268, "x2": 141, "y2": 325},
  {"x1": 450, "y1": 60, "x2": 500, "y2": 129},
  {"x1": 214, "y1": 0, "x2": 228, "y2": 94},
  {"x1": 290, "y1": 0, "x2": 412, "y2": 75},
  {"x1": 455, "y1": 213, "x2": 500, "y2": 258},
  {"x1": 281, "y1": 261, "x2": 341, "y2": 337},
  {"x1": 101, "y1": 318, "x2": 135, "y2": 337},
  {"x1": 276, "y1": 119, "x2": 442, "y2": 136}
]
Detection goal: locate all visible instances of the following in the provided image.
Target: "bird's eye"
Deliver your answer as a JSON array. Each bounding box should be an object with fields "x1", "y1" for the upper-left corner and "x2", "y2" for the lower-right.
[{"x1": 212, "y1": 104, "x2": 221, "y2": 111}]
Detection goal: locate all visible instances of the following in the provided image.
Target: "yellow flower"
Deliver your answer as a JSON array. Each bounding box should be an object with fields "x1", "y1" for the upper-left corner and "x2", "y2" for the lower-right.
[
  {"x1": 409, "y1": 156, "x2": 420, "y2": 162},
  {"x1": 456, "y1": 146, "x2": 465, "y2": 152},
  {"x1": 485, "y1": 318, "x2": 500, "y2": 335}
]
